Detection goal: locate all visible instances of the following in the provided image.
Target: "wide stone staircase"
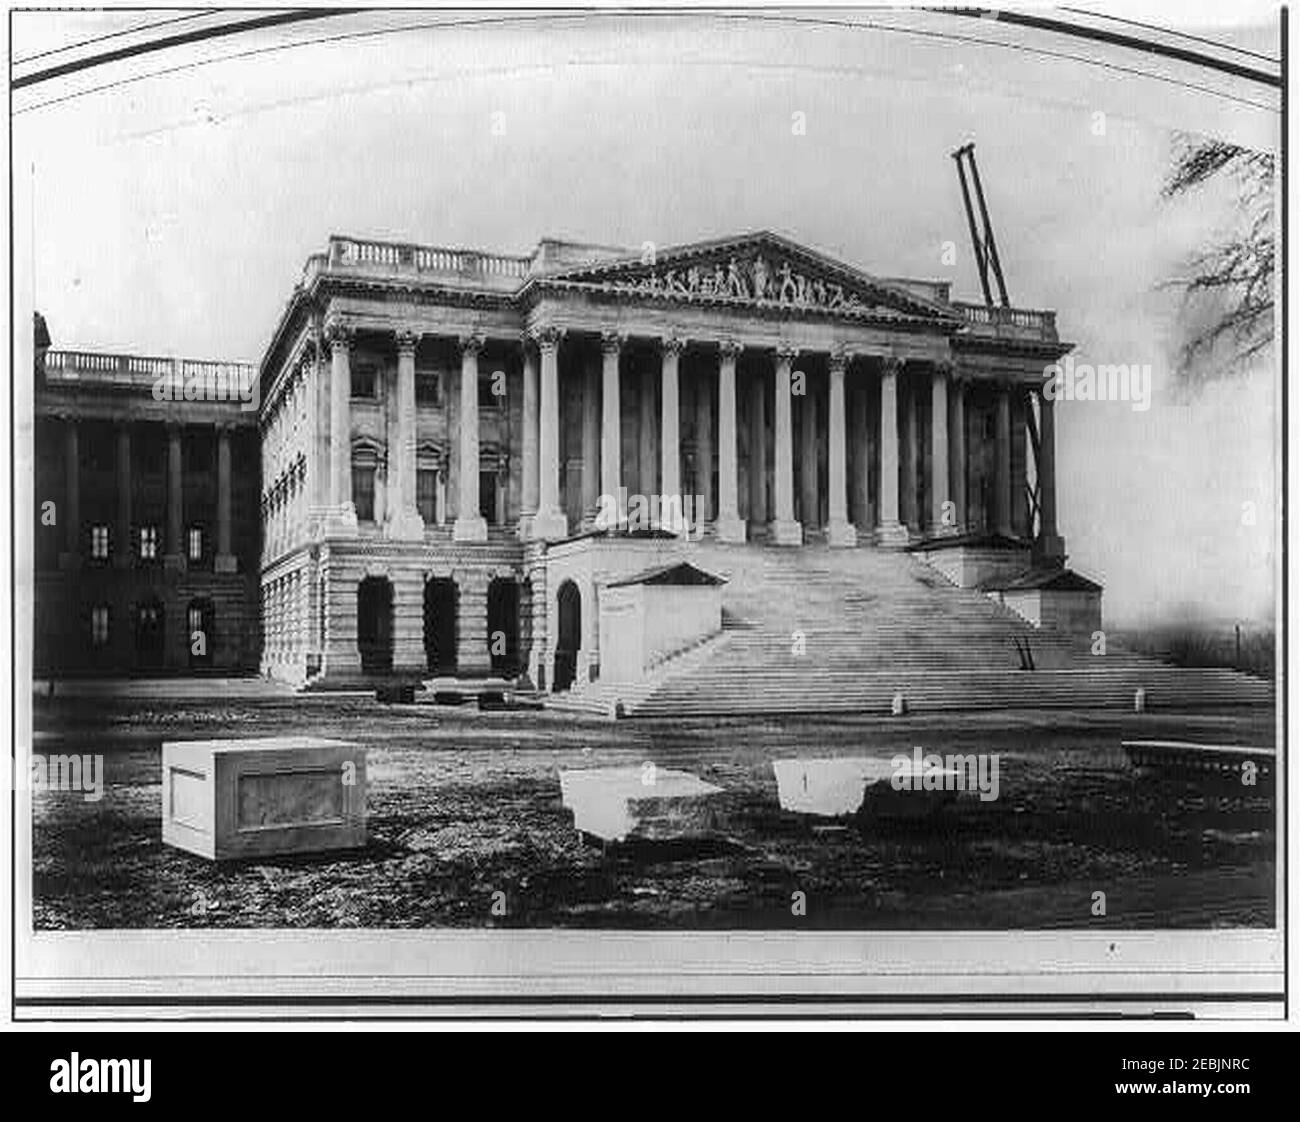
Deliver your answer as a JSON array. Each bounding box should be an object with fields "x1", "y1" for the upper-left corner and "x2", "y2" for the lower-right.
[{"x1": 549, "y1": 544, "x2": 1274, "y2": 718}]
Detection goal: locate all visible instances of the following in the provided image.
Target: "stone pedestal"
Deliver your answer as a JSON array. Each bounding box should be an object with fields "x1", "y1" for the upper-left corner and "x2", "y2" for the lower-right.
[
  {"x1": 768, "y1": 518, "x2": 803, "y2": 547},
  {"x1": 162, "y1": 736, "x2": 366, "y2": 861},
  {"x1": 876, "y1": 521, "x2": 911, "y2": 548},
  {"x1": 713, "y1": 515, "x2": 747, "y2": 544},
  {"x1": 386, "y1": 510, "x2": 426, "y2": 541},
  {"x1": 827, "y1": 519, "x2": 858, "y2": 548},
  {"x1": 453, "y1": 515, "x2": 488, "y2": 543}
]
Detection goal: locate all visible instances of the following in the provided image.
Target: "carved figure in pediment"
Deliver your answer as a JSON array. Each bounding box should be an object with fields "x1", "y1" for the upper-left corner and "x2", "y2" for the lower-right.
[
  {"x1": 699, "y1": 269, "x2": 716, "y2": 296},
  {"x1": 712, "y1": 264, "x2": 726, "y2": 294},
  {"x1": 778, "y1": 263, "x2": 798, "y2": 304},
  {"x1": 686, "y1": 266, "x2": 701, "y2": 293},
  {"x1": 726, "y1": 257, "x2": 747, "y2": 298},
  {"x1": 827, "y1": 284, "x2": 845, "y2": 308},
  {"x1": 813, "y1": 279, "x2": 827, "y2": 305},
  {"x1": 664, "y1": 269, "x2": 685, "y2": 295},
  {"x1": 752, "y1": 256, "x2": 770, "y2": 299}
]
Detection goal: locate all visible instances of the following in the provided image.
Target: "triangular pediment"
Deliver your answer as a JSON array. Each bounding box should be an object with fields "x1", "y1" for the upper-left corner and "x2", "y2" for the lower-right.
[{"x1": 541, "y1": 231, "x2": 956, "y2": 321}]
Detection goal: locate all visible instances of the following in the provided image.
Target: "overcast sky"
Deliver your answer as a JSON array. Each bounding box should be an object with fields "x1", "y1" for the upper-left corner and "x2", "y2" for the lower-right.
[{"x1": 12, "y1": 5, "x2": 1281, "y2": 627}]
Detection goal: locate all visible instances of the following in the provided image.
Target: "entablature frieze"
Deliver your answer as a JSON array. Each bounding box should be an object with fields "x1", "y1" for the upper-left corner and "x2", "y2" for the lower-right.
[{"x1": 34, "y1": 394, "x2": 257, "y2": 429}]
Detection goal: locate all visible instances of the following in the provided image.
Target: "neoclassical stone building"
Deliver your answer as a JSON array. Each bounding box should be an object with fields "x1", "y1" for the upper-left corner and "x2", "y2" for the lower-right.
[
  {"x1": 31, "y1": 325, "x2": 262, "y2": 676},
  {"x1": 257, "y1": 230, "x2": 1076, "y2": 688}
]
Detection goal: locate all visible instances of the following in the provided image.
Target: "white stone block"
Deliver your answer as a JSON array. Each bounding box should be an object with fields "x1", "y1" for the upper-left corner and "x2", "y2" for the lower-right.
[
  {"x1": 772, "y1": 757, "x2": 960, "y2": 818},
  {"x1": 560, "y1": 766, "x2": 723, "y2": 843},
  {"x1": 161, "y1": 736, "x2": 365, "y2": 860}
]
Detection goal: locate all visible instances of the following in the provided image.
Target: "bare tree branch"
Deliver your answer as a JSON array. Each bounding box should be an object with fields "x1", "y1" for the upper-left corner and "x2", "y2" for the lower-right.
[{"x1": 1162, "y1": 132, "x2": 1275, "y2": 388}]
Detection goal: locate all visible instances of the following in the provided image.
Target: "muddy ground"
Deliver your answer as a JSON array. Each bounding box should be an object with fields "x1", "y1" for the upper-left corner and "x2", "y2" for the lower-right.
[{"x1": 28, "y1": 696, "x2": 1276, "y2": 929}]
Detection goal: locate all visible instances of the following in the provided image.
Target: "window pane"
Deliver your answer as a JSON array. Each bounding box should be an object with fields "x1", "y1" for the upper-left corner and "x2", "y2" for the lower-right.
[
  {"x1": 416, "y1": 469, "x2": 438, "y2": 524},
  {"x1": 353, "y1": 466, "x2": 375, "y2": 522},
  {"x1": 351, "y1": 365, "x2": 376, "y2": 399},
  {"x1": 416, "y1": 372, "x2": 439, "y2": 406},
  {"x1": 188, "y1": 527, "x2": 203, "y2": 561}
]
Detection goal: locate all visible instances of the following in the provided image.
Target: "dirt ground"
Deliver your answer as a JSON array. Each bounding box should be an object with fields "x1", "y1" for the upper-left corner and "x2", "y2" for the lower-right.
[{"x1": 28, "y1": 695, "x2": 1277, "y2": 930}]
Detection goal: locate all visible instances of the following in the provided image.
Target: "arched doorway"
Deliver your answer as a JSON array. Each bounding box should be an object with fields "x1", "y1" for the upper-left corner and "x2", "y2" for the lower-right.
[
  {"x1": 187, "y1": 598, "x2": 216, "y2": 670},
  {"x1": 356, "y1": 577, "x2": 394, "y2": 674},
  {"x1": 135, "y1": 598, "x2": 165, "y2": 671},
  {"x1": 424, "y1": 577, "x2": 458, "y2": 673},
  {"x1": 553, "y1": 580, "x2": 581, "y2": 692},
  {"x1": 486, "y1": 578, "x2": 520, "y2": 677}
]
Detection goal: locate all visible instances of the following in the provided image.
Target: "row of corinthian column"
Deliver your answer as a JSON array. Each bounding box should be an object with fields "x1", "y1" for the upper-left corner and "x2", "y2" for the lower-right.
[{"x1": 320, "y1": 319, "x2": 1059, "y2": 548}]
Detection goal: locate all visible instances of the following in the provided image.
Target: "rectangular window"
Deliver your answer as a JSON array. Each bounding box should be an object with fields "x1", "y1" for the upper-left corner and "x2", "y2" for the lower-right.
[
  {"x1": 139, "y1": 525, "x2": 159, "y2": 560},
  {"x1": 415, "y1": 371, "x2": 440, "y2": 406},
  {"x1": 479, "y1": 471, "x2": 497, "y2": 524},
  {"x1": 188, "y1": 605, "x2": 203, "y2": 634},
  {"x1": 353, "y1": 466, "x2": 376, "y2": 522},
  {"x1": 478, "y1": 370, "x2": 502, "y2": 409},
  {"x1": 89, "y1": 524, "x2": 110, "y2": 560},
  {"x1": 416, "y1": 468, "x2": 438, "y2": 525},
  {"x1": 91, "y1": 606, "x2": 110, "y2": 647},
  {"x1": 187, "y1": 526, "x2": 204, "y2": 562},
  {"x1": 351, "y1": 364, "x2": 377, "y2": 400}
]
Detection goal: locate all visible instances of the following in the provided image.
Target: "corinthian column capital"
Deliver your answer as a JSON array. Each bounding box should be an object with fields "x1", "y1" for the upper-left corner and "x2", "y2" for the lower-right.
[
  {"x1": 395, "y1": 328, "x2": 420, "y2": 353},
  {"x1": 324, "y1": 316, "x2": 353, "y2": 348},
  {"x1": 531, "y1": 325, "x2": 563, "y2": 353},
  {"x1": 661, "y1": 332, "x2": 687, "y2": 358}
]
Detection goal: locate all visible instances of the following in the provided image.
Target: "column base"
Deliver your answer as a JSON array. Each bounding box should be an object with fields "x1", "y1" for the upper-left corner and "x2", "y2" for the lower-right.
[
  {"x1": 875, "y1": 521, "x2": 911, "y2": 548},
  {"x1": 529, "y1": 509, "x2": 569, "y2": 542},
  {"x1": 768, "y1": 518, "x2": 803, "y2": 546},
  {"x1": 385, "y1": 510, "x2": 426, "y2": 541},
  {"x1": 453, "y1": 515, "x2": 489, "y2": 543},
  {"x1": 214, "y1": 553, "x2": 238, "y2": 574},
  {"x1": 324, "y1": 504, "x2": 359, "y2": 537},
  {"x1": 713, "y1": 515, "x2": 747, "y2": 544},
  {"x1": 827, "y1": 519, "x2": 858, "y2": 548},
  {"x1": 1034, "y1": 533, "x2": 1067, "y2": 563}
]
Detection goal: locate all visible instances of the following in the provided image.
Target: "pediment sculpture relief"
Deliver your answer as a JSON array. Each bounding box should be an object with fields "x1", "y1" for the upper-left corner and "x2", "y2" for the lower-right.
[{"x1": 581, "y1": 253, "x2": 893, "y2": 314}]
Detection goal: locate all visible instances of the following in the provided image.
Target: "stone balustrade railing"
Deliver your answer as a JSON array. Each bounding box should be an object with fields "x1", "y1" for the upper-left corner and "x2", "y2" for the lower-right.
[
  {"x1": 953, "y1": 302, "x2": 1058, "y2": 341},
  {"x1": 321, "y1": 235, "x2": 532, "y2": 286},
  {"x1": 44, "y1": 349, "x2": 257, "y2": 393}
]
